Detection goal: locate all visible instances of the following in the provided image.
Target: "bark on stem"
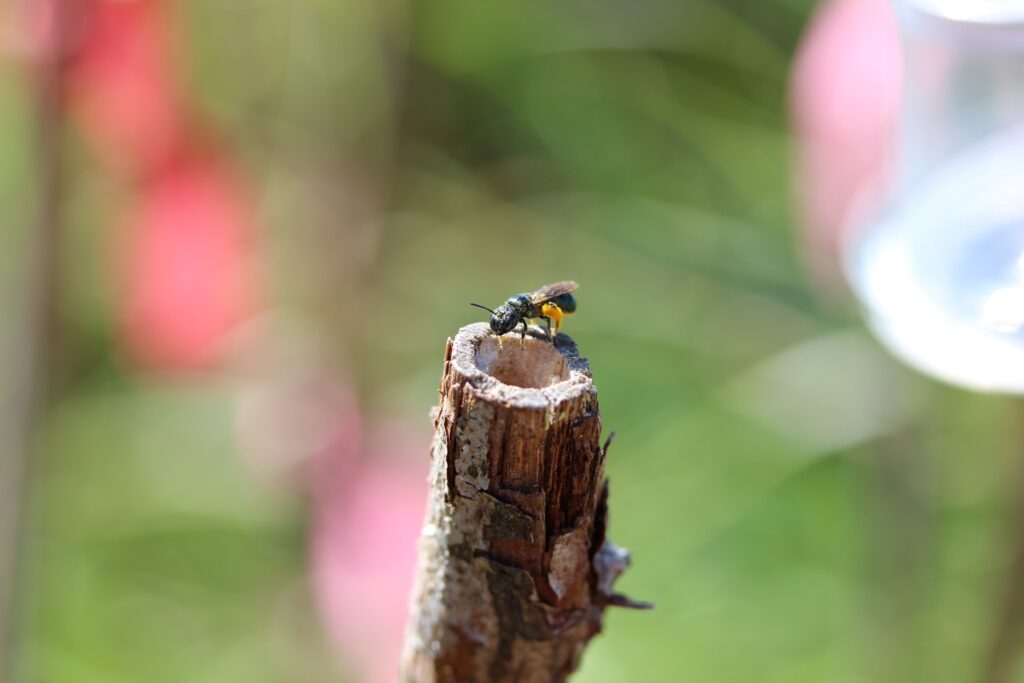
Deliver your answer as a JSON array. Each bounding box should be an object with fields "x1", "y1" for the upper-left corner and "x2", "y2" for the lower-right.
[{"x1": 400, "y1": 323, "x2": 646, "y2": 683}]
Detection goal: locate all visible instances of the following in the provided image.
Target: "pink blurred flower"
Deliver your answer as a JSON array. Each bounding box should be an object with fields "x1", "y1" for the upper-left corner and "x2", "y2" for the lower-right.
[
  {"x1": 10, "y1": 0, "x2": 267, "y2": 371},
  {"x1": 309, "y1": 420, "x2": 428, "y2": 683},
  {"x1": 116, "y1": 150, "x2": 261, "y2": 370},
  {"x1": 790, "y1": 0, "x2": 902, "y2": 285},
  {"x1": 234, "y1": 342, "x2": 428, "y2": 681},
  {"x1": 67, "y1": 0, "x2": 186, "y2": 172}
]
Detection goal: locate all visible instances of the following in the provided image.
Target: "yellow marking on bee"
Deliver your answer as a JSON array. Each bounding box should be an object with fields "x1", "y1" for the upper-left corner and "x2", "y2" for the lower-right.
[{"x1": 540, "y1": 303, "x2": 565, "y2": 332}]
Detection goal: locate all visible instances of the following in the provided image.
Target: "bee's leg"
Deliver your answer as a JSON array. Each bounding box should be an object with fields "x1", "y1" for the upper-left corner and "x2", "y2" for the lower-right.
[
  {"x1": 519, "y1": 320, "x2": 527, "y2": 344},
  {"x1": 542, "y1": 316, "x2": 552, "y2": 342}
]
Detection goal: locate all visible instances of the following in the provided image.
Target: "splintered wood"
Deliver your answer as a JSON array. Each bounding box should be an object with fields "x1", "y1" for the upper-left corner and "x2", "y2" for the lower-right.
[{"x1": 400, "y1": 323, "x2": 646, "y2": 683}]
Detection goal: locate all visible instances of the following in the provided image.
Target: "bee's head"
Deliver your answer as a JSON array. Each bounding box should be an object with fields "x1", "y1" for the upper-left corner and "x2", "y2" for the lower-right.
[
  {"x1": 470, "y1": 302, "x2": 519, "y2": 335},
  {"x1": 488, "y1": 305, "x2": 520, "y2": 335}
]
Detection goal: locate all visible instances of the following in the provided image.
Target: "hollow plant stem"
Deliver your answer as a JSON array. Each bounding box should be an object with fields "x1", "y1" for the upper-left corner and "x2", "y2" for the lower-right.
[{"x1": 400, "y1": 323, "x2": 647, "y2": 683}]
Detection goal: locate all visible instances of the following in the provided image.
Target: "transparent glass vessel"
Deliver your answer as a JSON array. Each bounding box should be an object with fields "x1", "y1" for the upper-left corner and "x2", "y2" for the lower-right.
[{"x1": 846, "y1": 0, "x2": 1024, "y2": 392}]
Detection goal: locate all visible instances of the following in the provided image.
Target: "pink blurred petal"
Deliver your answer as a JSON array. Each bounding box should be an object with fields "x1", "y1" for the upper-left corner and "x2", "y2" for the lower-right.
[
  {"x1": 790, "y1": 0, "x2": 902, "y2": 284},
  {"x1": 67, "y1": 0, "x2": 186, "y2": 171},
  {"x1": 116, "y1": 151, "x2": 261, "y2": 370},
  {"x1": 309, "y1": 421, "x2": 429, "y2": 683}
]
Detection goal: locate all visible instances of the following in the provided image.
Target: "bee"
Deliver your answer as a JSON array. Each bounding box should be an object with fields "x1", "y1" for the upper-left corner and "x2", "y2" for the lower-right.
[{"x1": 470, "y1": 281, "x2": 578, "y2": 342}]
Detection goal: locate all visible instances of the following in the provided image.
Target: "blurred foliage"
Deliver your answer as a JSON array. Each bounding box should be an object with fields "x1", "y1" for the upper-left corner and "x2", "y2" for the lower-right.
[
  {"x1": 25, "y1": 387, "x2": 338, "y2": 683},
  {"x1": 3, "y1": 0, "x2": 1024, "y2": 682}
]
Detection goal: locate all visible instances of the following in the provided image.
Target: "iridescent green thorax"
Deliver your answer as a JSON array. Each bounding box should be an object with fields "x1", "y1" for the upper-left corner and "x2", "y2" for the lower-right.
[{"x1": 505, "y1": 293, "x2": 535, "y2": 316}]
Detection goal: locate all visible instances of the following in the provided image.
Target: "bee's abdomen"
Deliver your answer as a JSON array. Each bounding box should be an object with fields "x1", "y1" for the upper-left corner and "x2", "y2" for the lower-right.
[{"x1": 553, "y1": 293, "x2": 577, "y2": 313}]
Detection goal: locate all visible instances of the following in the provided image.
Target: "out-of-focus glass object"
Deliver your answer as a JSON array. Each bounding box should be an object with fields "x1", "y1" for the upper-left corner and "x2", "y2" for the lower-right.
[{"x1": 847, "y1": 0, "x2": 1024, "y2": 392}]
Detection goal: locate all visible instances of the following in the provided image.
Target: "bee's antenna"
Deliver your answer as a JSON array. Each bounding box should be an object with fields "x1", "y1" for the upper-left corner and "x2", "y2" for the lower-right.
[{"x1": 469, "y1": 302, "x2": 496, "y2": 314}]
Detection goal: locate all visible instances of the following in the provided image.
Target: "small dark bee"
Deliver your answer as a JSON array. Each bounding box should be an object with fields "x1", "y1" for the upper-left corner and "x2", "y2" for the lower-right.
[{"x1": 471, "y1": 281, "x2": 578, "y2": 342}]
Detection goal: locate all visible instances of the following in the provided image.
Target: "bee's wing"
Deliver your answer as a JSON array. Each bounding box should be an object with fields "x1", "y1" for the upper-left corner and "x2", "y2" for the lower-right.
[{"x1": 530, "y1": 280, "x2": 578, "y2": 304}]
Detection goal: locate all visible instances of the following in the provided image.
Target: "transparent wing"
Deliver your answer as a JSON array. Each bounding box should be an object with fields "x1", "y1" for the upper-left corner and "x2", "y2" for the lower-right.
[{"x1": 530, "y1": 280, "x2": 578, "y2": 305}]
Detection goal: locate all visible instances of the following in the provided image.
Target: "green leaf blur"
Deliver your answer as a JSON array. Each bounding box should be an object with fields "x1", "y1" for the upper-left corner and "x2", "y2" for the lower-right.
[{"x1": 2, "y1": 1, "x2": 1021, "y2": 682}]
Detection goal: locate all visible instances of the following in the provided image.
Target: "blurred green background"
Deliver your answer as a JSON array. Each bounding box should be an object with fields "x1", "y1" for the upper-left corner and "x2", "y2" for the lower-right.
[{"x1": 2, "y1": 0, "x2": 1023, "y2": 682}]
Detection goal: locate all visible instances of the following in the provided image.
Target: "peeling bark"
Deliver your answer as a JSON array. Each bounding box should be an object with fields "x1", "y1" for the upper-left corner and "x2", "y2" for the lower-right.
[{"x1": 400, "y1": 323, "x2": 647, "y2": 683}]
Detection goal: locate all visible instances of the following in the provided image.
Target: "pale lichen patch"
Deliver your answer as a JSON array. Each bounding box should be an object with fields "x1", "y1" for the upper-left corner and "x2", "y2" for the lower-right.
[{"x1": 548, "y1": 527, "x2": 591, "y2": 604}]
